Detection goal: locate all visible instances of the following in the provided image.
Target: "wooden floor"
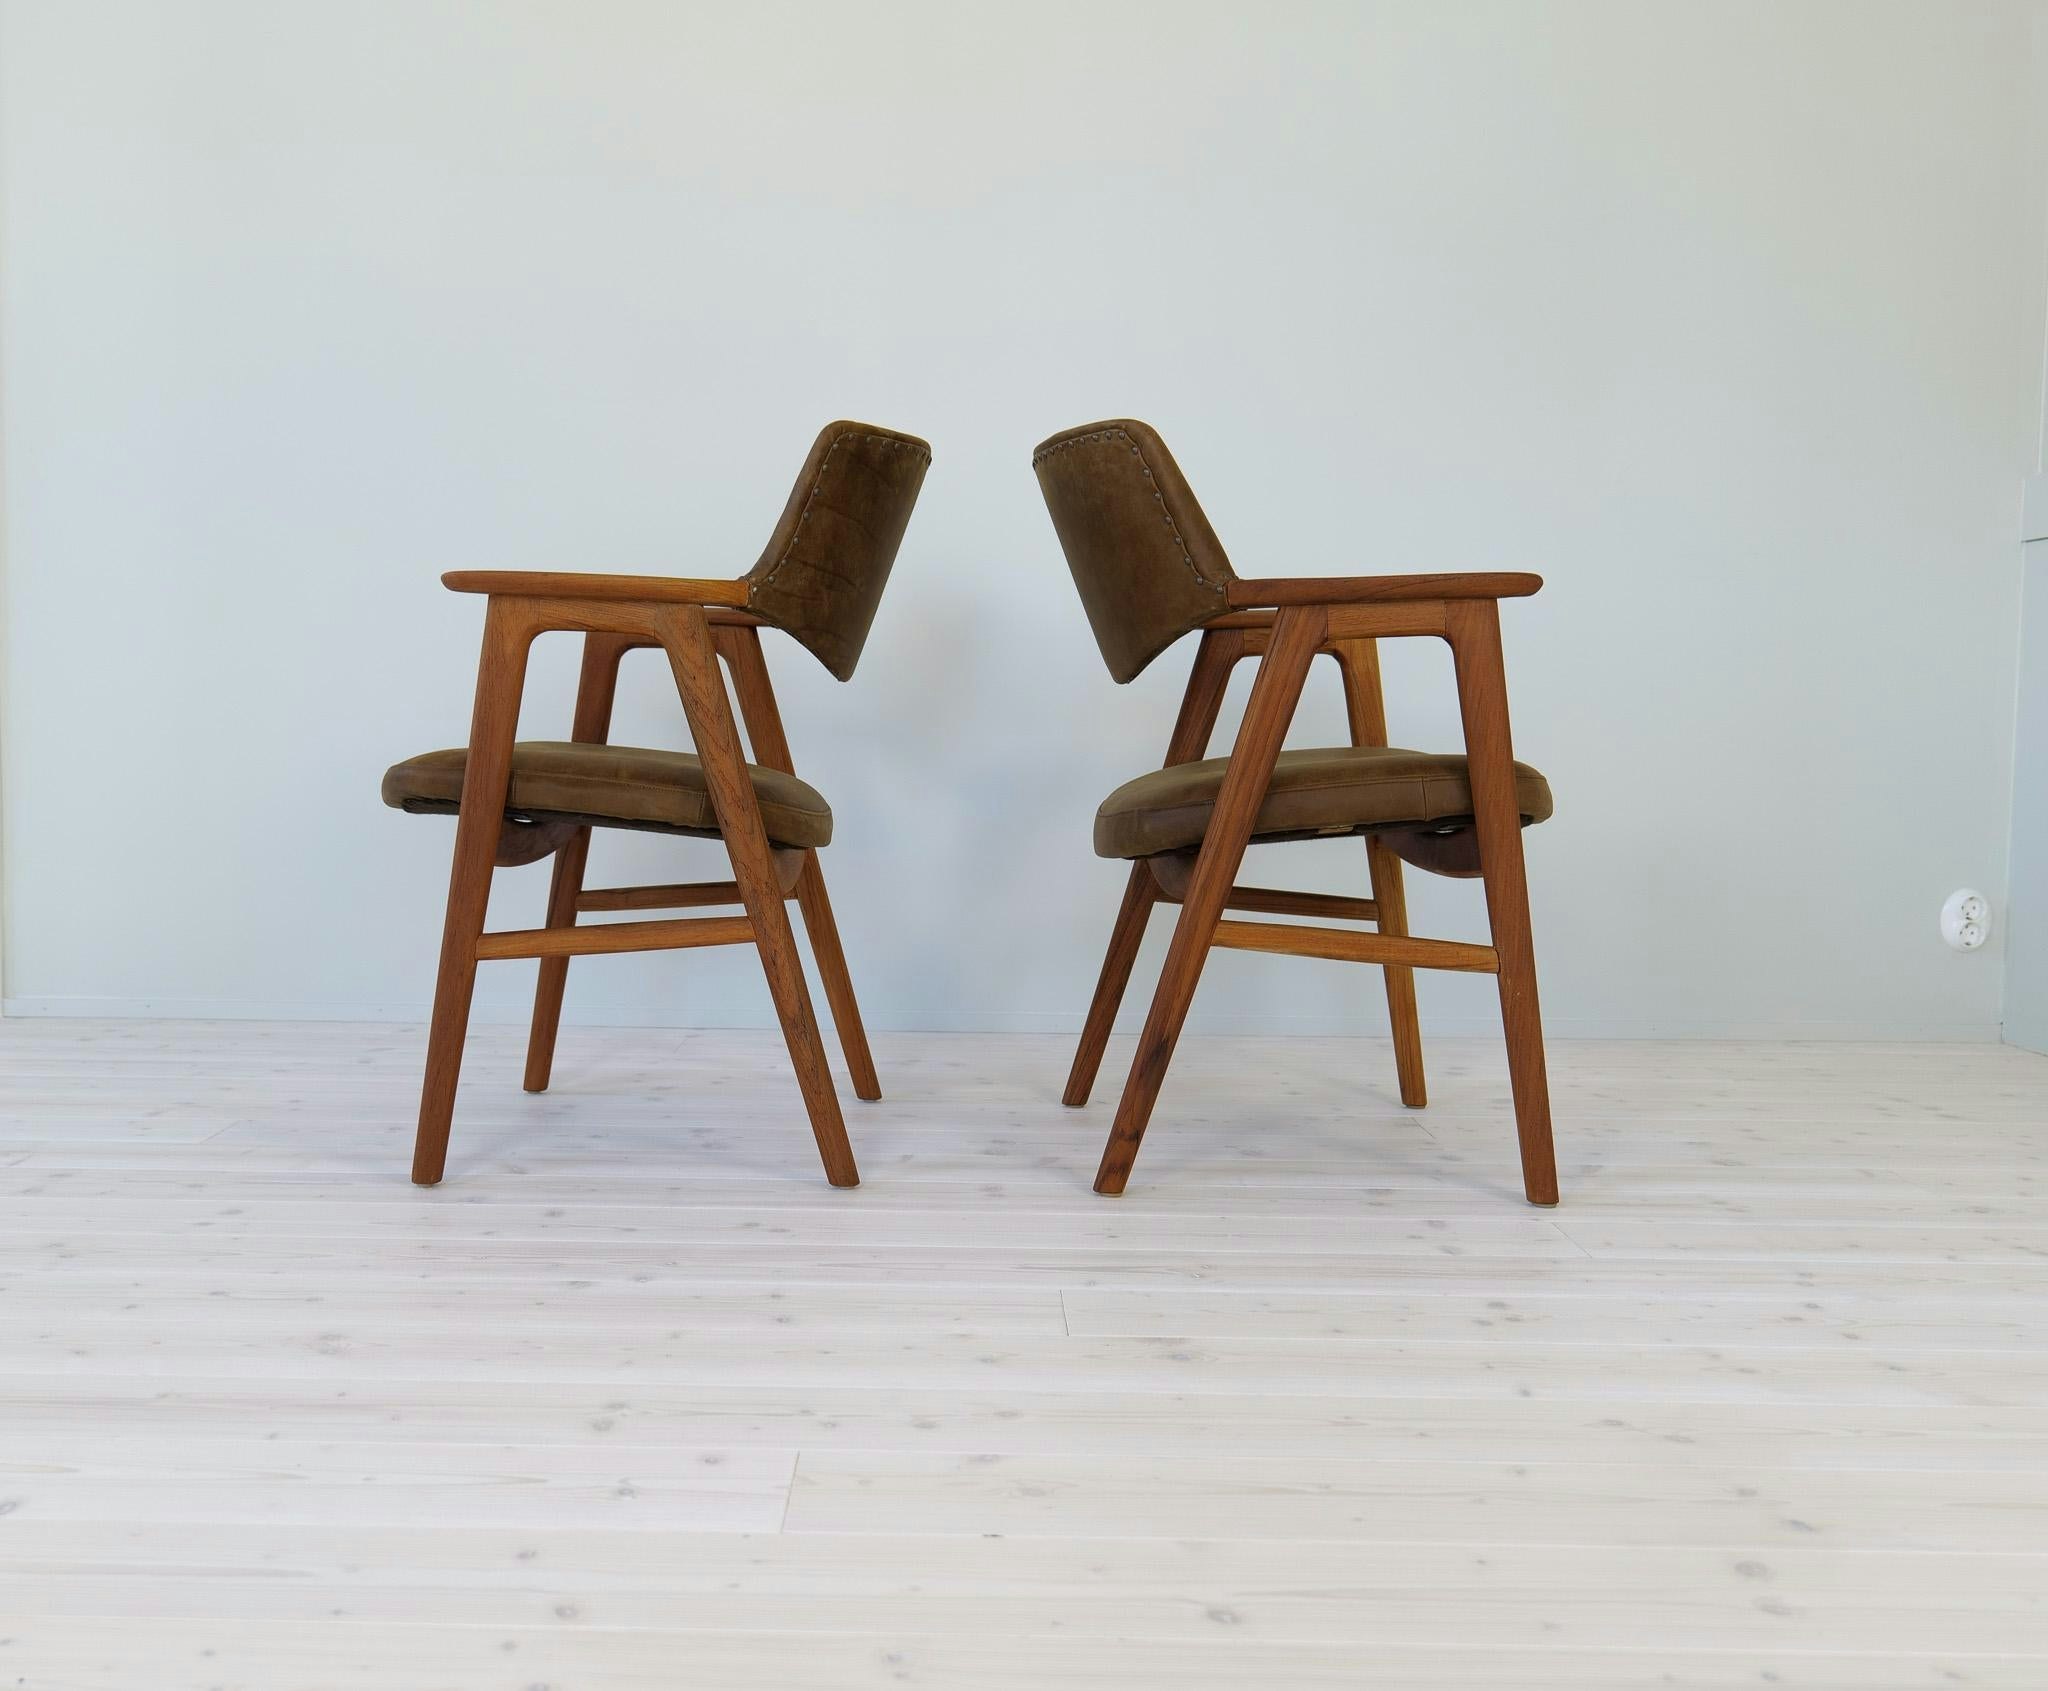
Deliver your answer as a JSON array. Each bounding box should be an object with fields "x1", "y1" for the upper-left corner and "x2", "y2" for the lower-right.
[{"x1": 2, "y1": 1020, "x2": 2046, "y2": 1688}]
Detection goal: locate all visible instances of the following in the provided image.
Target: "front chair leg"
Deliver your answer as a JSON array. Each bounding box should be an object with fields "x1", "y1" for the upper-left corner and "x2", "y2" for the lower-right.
[
  {"x1": 662, "y1": 606, "x2": 859, "y2": 1187},
  {"x1": 1096, "y1": 606, "x2": 1327, "y2": 1194},
  {"x1": 1447, "y1": 599, "x2": 1558, "y2": 1205},
  {"x1": 414, "y1": 605, "x2": 532, "y2": 1186}
]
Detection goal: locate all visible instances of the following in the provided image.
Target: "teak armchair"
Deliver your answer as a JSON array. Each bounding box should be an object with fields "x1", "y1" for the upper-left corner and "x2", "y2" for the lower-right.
[
  {"x1": 382, "y1": 421, "x2": 931, "y2": 1188},
  {"x1": 1033, "y1": 419, "x2": 1558, "y2": 1201}
]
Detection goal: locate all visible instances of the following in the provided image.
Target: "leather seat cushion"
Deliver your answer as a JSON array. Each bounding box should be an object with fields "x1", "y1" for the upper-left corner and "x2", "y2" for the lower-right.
[
  {"x1": 382, "y1": 742, "x2": 832, "y2": 850},
  {"x1": 1094, "y1": 746, "x2": 1551, "y2": 860}
]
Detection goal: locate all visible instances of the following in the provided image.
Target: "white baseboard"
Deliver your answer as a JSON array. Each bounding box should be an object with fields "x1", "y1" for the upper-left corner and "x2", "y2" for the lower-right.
[{"x1": 0, "y1": 994, "x2": 2005, "y2": 1043}]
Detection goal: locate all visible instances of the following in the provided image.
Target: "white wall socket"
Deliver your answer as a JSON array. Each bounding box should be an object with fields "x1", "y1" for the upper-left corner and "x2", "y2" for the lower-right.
[{"x1": 1940, "y1": 888, "x2": 1991, "y2": 952}]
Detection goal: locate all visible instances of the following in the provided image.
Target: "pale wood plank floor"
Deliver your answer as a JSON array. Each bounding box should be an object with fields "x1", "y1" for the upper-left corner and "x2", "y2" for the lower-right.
[{"x1": 1, "y1": 1019, "x2": 2046, "y2": 1688}]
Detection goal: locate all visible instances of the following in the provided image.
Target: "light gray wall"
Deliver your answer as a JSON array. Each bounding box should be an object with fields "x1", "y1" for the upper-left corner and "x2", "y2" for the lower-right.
[
  {"x1": 2013, "y1": 534, "x2": 2048, "y2": 1052},
  {"x1": 2007, "y1": 2, "x2": 2048, "y2": 1055},
  {"x1": 3, "y1": 0, "x2": 2045, "y2": 1038}
]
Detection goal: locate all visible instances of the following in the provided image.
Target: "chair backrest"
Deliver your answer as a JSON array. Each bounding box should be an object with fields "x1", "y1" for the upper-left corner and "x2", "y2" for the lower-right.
[
  {"x1": 1031, "y1": 419, "x2": 1236, "y2": 683},
  {"x1": 745, "y1": 420, "x2": 932, "y2": 681}
]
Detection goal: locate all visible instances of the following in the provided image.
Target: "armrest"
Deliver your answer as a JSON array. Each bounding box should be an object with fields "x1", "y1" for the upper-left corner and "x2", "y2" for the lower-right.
[
  {"x1": 442, "y1": 570, "x2": 750, "y2": 607},
  {"x1": 1226, "y1": 572, "x2": 1541, "y2": 608}
]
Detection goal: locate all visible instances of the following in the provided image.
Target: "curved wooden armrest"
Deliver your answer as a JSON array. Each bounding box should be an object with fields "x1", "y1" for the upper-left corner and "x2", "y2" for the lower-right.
[
  {"x1": 1226, "y1": 572, "x2": 1541, "y2": 608},
  {"x1": 442, "y1": 570, "x2": 750, "y2": 606}
]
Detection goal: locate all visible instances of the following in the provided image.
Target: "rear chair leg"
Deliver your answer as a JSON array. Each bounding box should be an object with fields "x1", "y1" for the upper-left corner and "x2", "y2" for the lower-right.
[
  {"x1": 524, "y1": 631, "x2": 629, "y2": 1096},
  {"x1": 794, "y1": 853, "x2": 882, "y2": 1101},
  {"x1": 1331, "y1": 635, "x2": 1427, "y2": 1109},
  {"x1": 1064, "y1": 863, "x2": 1157, "y2": 1107},
  {"x1": 523, "y1": 825, "x2": 592, "y2": 1093},
  {"x1": 1365, "y1": 837, "x2": 1427, "y2": 1108}
]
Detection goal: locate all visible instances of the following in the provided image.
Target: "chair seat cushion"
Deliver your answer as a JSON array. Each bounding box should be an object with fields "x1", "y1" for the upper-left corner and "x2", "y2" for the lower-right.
[
  {"x1": 1094, "y1": 746, "x2": 1551, "y2": 860},
  {"x1": 382, "y1": 742, "x2": 833, "y2": 850}
]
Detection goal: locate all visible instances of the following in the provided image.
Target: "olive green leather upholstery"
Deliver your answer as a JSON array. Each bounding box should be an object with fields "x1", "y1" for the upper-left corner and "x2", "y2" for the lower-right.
[
  {"x1": 383, "y1": 420, "x2": 926, "y2": 859},
  {"x1": 745, "y1": 422, "x2": 931, "y2": 681},
  {"x1": 1037, "y1": 417, "x2": 1555, "y2": 878},
  {"x1": 1031, "y1": 420, "x2": 1234, "y2": 684},
  {"x1": 382, "y1": 742, "x2": 832, "y2": 850},
  {"x1": 1093, "y1": 746, "x2": 1552, "y2": 862}
]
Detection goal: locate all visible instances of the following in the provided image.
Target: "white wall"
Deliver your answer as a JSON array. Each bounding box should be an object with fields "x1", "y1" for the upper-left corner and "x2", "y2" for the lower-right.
[
  {"x1": 2013, "y1": 535, "x2": 2048, "y2": 1051},
  {"x1": 3, "y1": 0, "x2": 2044, "y2": 1038},
  {"x1": 2001, "y1": 3, "x2": 2048, "y2": 1055},
  {"x1": 2009, "y1": 40, "x2": 2048, "y2": 1057}
]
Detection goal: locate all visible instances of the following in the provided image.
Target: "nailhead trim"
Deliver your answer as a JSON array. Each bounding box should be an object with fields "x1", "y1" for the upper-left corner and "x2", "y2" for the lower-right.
[
  {"x1": 757, "y1": 430, "x2": 932, "y2": 591},
  {"x1": 1032, "y1": 427, "x2": 1226, "y2": 597}
]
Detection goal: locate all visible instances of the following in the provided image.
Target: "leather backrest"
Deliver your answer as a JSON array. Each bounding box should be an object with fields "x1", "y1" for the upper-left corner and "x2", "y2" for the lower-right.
[
  {"x1": 746, "y1": 421, "x2": 932, "y2": 680},
  {"x1": 1031, "y1": 419, "x2": 1234, "y2": 683}
]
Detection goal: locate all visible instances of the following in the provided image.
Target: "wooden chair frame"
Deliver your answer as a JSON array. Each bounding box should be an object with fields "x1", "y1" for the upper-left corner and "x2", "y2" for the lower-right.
[
  {"x1": 1064, "y1": 576, "x2": 1558, "y2": 1204},
  {"x1": 411, "y1": 571, "x2": 876, "y2": 1190}
]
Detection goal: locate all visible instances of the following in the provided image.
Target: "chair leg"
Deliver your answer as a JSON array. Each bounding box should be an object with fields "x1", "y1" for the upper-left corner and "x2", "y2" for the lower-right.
[
  {"x1": 1365, "y1": 837, "x2": 1427, "y2": 1108},
  {"x1": 522, "y1": 825, "x2": 593, "y2": 1093},
  {"x1": 793, "y1": 852, "x2": 882, "y2": 1101},
  {"x1": 1332, "y1": 635, "x2": 1427, "y2": 1109},
  {"x1": 1069, "y1": 628, "x2": 1243, "y2": 1111},
  {"x1": 414, "y1": 607, "x2": 531, "y2": 1187},
  {"x1": 522, "y1": 631, "x2": 633, "y2": 1095},
  {"x1": 714, "y1": 623, "x2": 881, "y2": 1106},
  {"x1": 1096, "y1": 607, "x2": 1326, "y2": 1194},
  {"x1": 1447, "y1": 599, "x2": 1558, "y2": 1206},
  {"x1": 1063, "y1": 863, "x2": 1157, "y2": 1107},
  {"x1": 662, "y1": 606, "x2": 859, "y2": 1187}
]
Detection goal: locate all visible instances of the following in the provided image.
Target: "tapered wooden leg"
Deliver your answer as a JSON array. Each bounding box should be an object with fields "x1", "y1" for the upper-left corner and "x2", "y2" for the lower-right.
[
  {"x1": 521, "y1": 632, "x2": 632, "y2": 1094},
  {"x1": 664, "y1": 607, "x2": 858, "y2": 1187},
  {"x1": 714, "y1": 623, "x2": 882, "y2": 1103},
  {"x1": 1447, "y1": 599, "x2": 1558, "y2": 1206},
  {"x1": 1063, "y1": 863, "x2": 1157, "y2": 1107},
  {"x1": 1364, "y1": 837, "x2": 1427, "y2": 1108},
  {"x1": 1096, "y1": 607, "x2": 1327, "y2": 1194},
  {"x1": 793, "y1": 853, "x2": 881, "y2": 1101},
  {"x1": 1332, "y1": 637, "x2": 1426, "y2": 1108},
  {"x1": 522, "y1": 825, "x2": 592, "y2": 1093},
  {"x1": 1067, "y1": 627, "x2": 1244, "y2": 1110},
  {"x1": 414, "y1": 606, "x2": 531, "y2": 1186}
]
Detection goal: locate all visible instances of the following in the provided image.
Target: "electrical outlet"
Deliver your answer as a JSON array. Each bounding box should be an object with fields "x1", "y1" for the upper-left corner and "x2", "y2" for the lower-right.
[{"x1": 1940, "y1": 888, "x2": 1991, "y2": 952}]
